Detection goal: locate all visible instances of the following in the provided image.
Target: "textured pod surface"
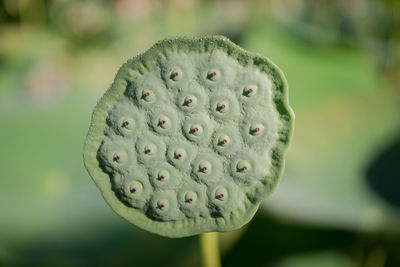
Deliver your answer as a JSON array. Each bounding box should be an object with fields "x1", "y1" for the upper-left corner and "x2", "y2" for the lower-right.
[{"x1": 83, "y1": 36, "x2": 294, "y2": 237}]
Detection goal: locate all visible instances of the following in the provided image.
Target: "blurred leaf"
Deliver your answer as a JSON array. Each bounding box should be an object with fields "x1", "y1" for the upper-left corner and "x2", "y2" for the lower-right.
[{"x1": 274, "y1": 251, "x2": 358, "y2": 267}]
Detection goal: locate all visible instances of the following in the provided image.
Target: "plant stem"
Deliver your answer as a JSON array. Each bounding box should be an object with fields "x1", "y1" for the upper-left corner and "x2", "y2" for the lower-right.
[{"x1": 199, "y1": 232, "x2": 221, "y2": 267}]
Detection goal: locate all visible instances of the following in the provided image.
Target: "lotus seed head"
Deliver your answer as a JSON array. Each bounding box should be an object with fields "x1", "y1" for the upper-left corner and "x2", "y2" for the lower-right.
[{"x1": 84, "y1": 36, "x2": 293, "y2": 238}]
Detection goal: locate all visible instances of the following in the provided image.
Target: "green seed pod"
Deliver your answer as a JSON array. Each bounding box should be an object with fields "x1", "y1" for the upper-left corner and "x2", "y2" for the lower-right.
[{"x1": 83, "y1": 36, "x2": 294, "y2": 237}]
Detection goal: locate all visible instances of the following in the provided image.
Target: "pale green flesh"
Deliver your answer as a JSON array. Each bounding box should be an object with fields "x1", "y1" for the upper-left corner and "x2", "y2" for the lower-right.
[{"x1": 83, "y1": 36, "x2": 294, "y2": 237}]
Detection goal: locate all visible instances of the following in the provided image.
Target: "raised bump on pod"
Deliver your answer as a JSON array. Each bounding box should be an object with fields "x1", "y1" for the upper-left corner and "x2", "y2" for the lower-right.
[
  {"x1": 216, "y1": 101, "x2": 229, "y2": 113},
  {"x1": 144, "y1": 143, "x2": 157, "y2": 155},
  {"x1": 150, "y1": 162, "x2": 181, "y2": 191},
  {"x1": 184, "y1": 95, "x2": 197, "y2": 107},
  {"x1": 190, "y1": 124, "x2": 203, "y2": 136},
  {"x1": 185, "y1": 191, "x2": 197, "y2": 204},
  {"x1": 121, "y1": 118, "x2": 134, "y2": 130},
  {"x1": 174, "y1": 148, "x2": 186, "y2": 160},
  {"x1": 236, "y1": 159, "x2": 251, "y2": 172},
  {"x1": 129, "y1": 181, "x2": 143, "y2": 195},
  {"x1": 158, "y1": 115, "x2": 171, "y2": 129},
  {"x1": 218, "y1": 135, "x2": 230, "y2": 146},
  {"x1": 141, "y1": 89, "x2": 155, "y2": 102},
  {"x1": 106, "y1": 100, "x2": 144, "y2": 137},
  {"x1": 113, "y1": 150, "x2": 127, "y2": 163},
  {"x1": 182, "y1": 115, "x2": 212, "y2": 145},
  {"x1": 215, "y1": 187, "x2": 228, "y2": 201},
  {"x1": 135, "y1": 133, "x2": 166, "y2": 164},
  {"x1": 157, "y1": 169, "x2": 170, "y2": 181},
  {"x1": 170, "y1": 68, "x2": 182, "y2": 81},
  {"x1": 198, "y1": 161, "x2": 212, "y2": 174},
  {"x1": 121, "y1": 173, "x2": 152, "y2": 209},
  {"x1": 157, "y1": 199, "x2": 169, "y2": 210},
  {"x1": 249, "y1": 123, "x2": 264, "y2": 136},
  {"x1": 209, "y1": 90, "x2": 240, "y2": 122},
  {"x1": 207, "y1": 69, "x2": 220, "y2": 81},
  {"x1": 243, "y1": 85, "x2": 258, "y2": 97}
]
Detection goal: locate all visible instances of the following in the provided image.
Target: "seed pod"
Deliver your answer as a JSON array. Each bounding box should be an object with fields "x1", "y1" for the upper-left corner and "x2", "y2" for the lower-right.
[{"x1": 83, "y1": 36, "x2": 294, "y2": 238}]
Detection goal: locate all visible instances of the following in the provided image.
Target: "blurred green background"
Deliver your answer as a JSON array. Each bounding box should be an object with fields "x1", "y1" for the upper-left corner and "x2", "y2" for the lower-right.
[{"x1": 0, "y1": 0, "x2": 399, "y2": 266}]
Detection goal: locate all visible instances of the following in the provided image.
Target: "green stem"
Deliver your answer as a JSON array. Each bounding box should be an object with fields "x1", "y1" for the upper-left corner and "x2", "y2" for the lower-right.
[{"x1": 199, "y1": 232, "x2": 221, "y2": 267}]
